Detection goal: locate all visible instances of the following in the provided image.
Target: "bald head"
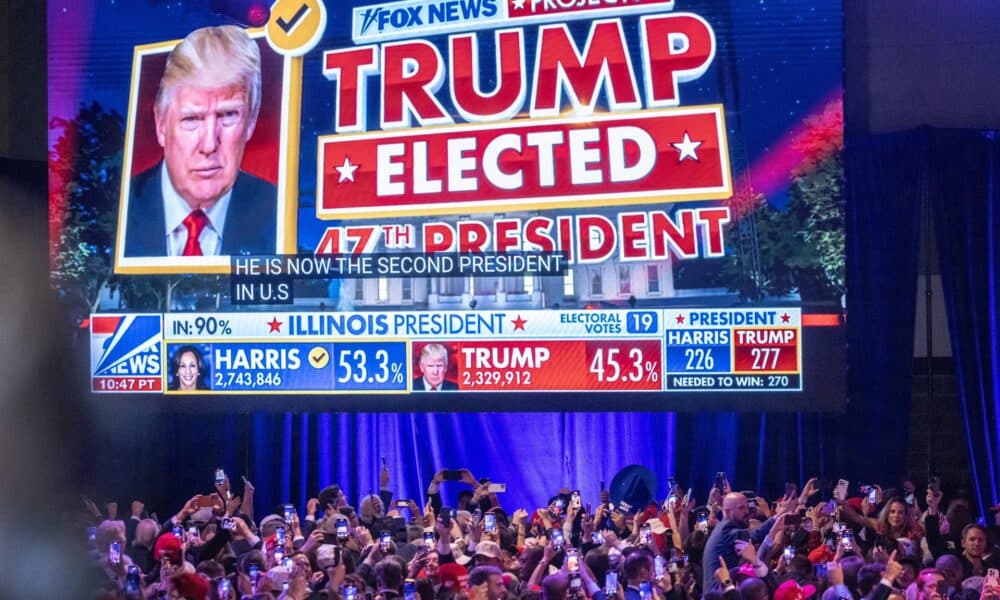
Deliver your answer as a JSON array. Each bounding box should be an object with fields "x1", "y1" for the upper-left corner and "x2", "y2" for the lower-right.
[{"x1": 722, "y1": 493, "x2": 750, "y2": 524}]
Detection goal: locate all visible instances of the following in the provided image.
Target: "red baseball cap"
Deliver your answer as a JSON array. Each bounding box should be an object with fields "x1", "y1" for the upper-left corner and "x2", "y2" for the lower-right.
[
  {"x1": 774, "y1": 580, "x2": 817, "y2": 600},
  {"x1": 438, "y1": 563, "x2": 469, "y2": 590},
  {"x1": 154, "y1": 533, "x2": 182, "y2": 563}
]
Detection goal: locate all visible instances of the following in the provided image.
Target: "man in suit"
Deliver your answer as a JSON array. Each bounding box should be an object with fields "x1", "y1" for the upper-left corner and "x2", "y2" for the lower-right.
[
  {"x1": 124, "y1": 25, "x2": 276, "y2": 258},
  {"x1": 414, "y1": 343, "x2": 459, "y2": 391}
]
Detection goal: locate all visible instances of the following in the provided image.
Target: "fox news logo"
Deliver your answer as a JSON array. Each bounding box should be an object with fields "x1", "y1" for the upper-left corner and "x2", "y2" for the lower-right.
[
  {"x1": 353, "y1": 0, "x2": 501, "y2": 42},
  {"x1": 91, "y1": 315, "x2": 162, "y2": 377}
]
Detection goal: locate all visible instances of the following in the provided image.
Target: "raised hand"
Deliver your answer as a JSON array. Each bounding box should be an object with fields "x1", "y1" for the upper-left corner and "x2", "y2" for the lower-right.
[
  {"x1": 883, "y1": 550, "x2": 903, "y2": 583},
  {"x1": 715, "y1": 556, "x2": 732, "y2": 585},
  {"x1": 380, "y1": 462, "x2": 391, "y2": 488}
]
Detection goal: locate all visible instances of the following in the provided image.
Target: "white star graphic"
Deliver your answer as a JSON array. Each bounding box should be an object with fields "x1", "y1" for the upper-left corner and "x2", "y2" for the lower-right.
[
  {"x1": 512, "y1": 0, "x2": 526, "y2": 9},
  {"x1": 335, "y1": 156, "x2": 359, "y2": 183},
  {"x1": 672, "y1": 132, "x2": 702, "y2": 162}
]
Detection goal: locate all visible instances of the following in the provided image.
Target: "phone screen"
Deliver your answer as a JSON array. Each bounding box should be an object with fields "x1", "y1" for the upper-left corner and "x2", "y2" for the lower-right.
[
  {"x1": 552, "y1": 529, "x2": 564, "y2": 549},
  {"x1": 380, "y1": 530, "x2": 392, "y2": 552},
  {"x1": 484, "y1": 513, "x2": 496, "y2": 533},
  {"x1": 441, "y1": 506, "x2": 452, "y2": 527},
  {"x1": 345, "y1": 586, "x2": 358, "y2": 600},
  {"x1": 567, "y1": 549, "x2": 580, "y2": 572},
  {"x1": 605, "y1": 571, "x2": 618, "y2": 596},
  {"x1": 276, "y1": 526, "x2": 286, "y2": 545},
  {"x1": 654, "y1": 555, "x2": 665, "y2": 578},
  {"x1": 337, "y1": 519, "x2": 349, "y2": 540},
  {"x1": 215, "y1": 468, "x2": 225, "y2": 486},
  {"x1": 640, "y1": 524, "x2": 652, "y2": 544},
  {"x1": 404, "y1": 580, "x2": 417, "y2": 600},
  {"x1": 126, "y1": 565, "x2": 140, "y2": 593},
  {"x1": 424, "y1": 531, "x2": 435, "y2": 550}
]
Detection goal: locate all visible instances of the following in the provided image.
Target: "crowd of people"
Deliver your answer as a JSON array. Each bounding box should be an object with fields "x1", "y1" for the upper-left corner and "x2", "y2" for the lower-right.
[{"x1": 83, "y1": 468, "x2": 1000, "y2": 600}]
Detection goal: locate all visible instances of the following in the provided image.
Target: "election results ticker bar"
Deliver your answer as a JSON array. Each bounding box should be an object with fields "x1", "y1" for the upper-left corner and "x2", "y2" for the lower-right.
[{"x1": 89, "y1": 308, "x2": 802, "y2": 394}]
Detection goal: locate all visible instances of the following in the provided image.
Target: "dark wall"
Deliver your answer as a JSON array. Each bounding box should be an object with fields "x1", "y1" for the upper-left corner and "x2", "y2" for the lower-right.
[{"x1": 0, "y1": 0, "x2": 46, "y2": 161}]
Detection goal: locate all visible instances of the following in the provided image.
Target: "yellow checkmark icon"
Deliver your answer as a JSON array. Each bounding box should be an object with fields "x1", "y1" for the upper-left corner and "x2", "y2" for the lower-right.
[
  {"x1": 266, "y1": 0, "x2": 327, "y2": 57},
  {"x1": 308, "y1": 346, "x2": 329, "y2": 369}
]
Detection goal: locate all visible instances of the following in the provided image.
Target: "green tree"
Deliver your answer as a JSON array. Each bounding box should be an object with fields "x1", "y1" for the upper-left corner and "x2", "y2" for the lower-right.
[
  {"x1": 49, "y1": 101, "x2": 196, "y2": 312},
  {"x1": 787, "y1": 99, "x2": 845, "y2": 300},
  {"x1": 49, "y1": 102, "x2": 125, "y2": 311}
]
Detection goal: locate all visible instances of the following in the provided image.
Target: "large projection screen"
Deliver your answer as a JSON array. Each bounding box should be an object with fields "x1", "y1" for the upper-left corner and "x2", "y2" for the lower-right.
[{"x1": 49, "y1": 0, "x2": 845, "y2": 410}]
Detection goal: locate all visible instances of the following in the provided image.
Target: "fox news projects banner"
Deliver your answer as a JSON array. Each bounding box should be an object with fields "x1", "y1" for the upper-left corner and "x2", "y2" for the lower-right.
[{"x1": 48, "y1": 0, "x2": 846, "y2": 409}]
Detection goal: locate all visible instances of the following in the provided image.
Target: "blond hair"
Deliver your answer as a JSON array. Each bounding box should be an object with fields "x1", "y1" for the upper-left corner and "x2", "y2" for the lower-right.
[{"x1": 155, "y1": 25, "x2": 261, "y2": 122}]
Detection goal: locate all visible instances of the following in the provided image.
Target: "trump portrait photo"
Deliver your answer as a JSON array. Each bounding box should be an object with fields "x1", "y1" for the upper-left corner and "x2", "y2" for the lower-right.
[{"x1": 115, "y1": 25, "x2": 290, "y2": 274}]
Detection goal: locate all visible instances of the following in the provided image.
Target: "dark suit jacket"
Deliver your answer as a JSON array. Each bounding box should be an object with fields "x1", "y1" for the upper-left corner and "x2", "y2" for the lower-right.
[
  {"x1": 124, "y1": 163, "x2": 278, "y2": 257},
  {"x1": 412, "y1": 377, "x2": 459, "y2": 391}
]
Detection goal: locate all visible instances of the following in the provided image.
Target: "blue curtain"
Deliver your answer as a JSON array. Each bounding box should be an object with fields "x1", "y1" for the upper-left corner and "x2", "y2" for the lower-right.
[
  {"x1": 91, "y1": 412, "x2": 678, "y2": 519},
  {"x1": 931, "y1": 129, "x2": 1000, "y2": 517}
]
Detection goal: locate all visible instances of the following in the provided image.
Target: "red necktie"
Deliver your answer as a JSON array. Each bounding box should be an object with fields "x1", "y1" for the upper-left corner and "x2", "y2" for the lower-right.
[{"x1": 182, "y1": 209, "x2": 208, "y2": 256}]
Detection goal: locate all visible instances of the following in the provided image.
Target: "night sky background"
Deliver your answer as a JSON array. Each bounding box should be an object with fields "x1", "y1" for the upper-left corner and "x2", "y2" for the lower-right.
[{"x1": 48, "y1": 0, "x2": 842, "y2": 250}]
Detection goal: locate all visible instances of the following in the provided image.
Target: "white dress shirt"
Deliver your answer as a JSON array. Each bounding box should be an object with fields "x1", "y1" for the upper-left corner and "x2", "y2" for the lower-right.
[{"x1": 161, "y1": 163, "x2": 232, "y2": 256}]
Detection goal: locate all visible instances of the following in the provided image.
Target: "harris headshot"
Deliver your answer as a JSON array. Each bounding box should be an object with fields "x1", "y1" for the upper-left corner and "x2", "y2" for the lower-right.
[
  {"x1": 117, "y1": 25, "x2": 285, "y2": 273},
  {"x1": 167, "y1": 345, "x2": 210, "y2": 391},
  {"x1": 413, "y1": 343, "x2": 459, "y2": 392}
]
